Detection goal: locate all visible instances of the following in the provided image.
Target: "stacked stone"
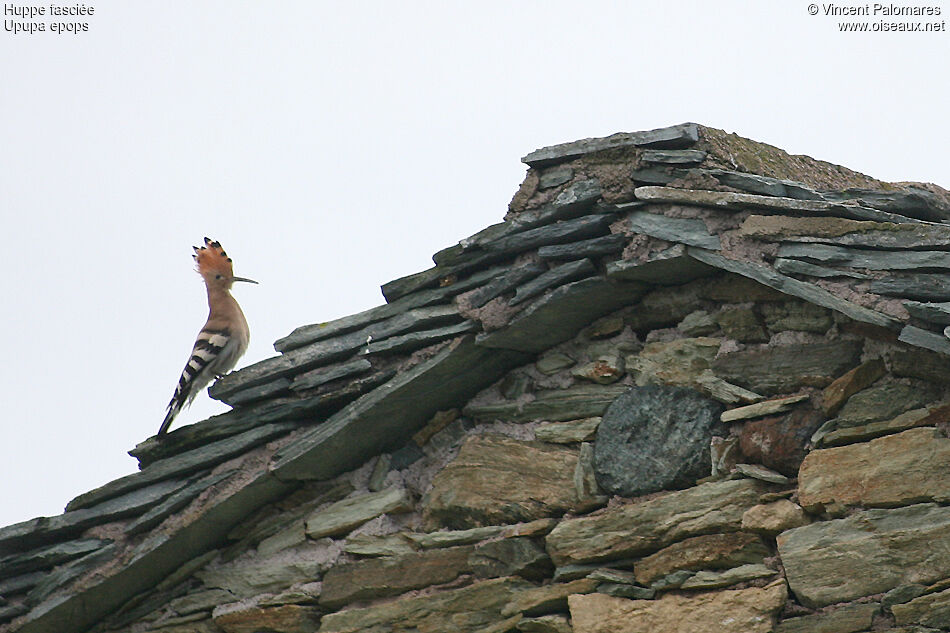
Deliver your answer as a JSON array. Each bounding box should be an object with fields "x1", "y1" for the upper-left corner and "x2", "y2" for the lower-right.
[
  {"x1": 2, "y1": 123, "x2": 950, "y2": 633},
  {"x1": 50, "y1": 273, "x2": 950, "y2": 633}
]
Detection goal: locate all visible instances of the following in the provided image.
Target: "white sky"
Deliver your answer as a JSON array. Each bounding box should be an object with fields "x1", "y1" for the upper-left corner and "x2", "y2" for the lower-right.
[{"x1": 1, "y1": 1, "x2": 947, "y2": 528}]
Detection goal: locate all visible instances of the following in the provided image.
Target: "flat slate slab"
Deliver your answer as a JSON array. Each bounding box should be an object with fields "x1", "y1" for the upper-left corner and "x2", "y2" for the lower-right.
[
  {"x1": 549, "y1": 179, "x2": 605, "y2": 215},
  {"x1": 271, "y1": 337, "x2": 531, "y2": 481},
  {"x1": 434, "y1": 180, "x2": 605, "y2": 267},
  {"x1": 305, "y1": 487, "x2": 413, "y2": 539},
  {"x1": 568, "y1": 588, "x2": 787, "y2": 633},
  {"x1": 640, "y1": 149, "x2": 707, "y2": 164},
  {"x1": 125, "y1": 470, "x2": 236, "y2": 536},
  {"x1": 773, "y1": 258, "x2": 871, "y2": 279},
  {"x1": 778, "y1": 503, "x2": 950, "y2": 608},
  {"x1": 535, "y1": 418, "x2": 601, "y2": 444},
  {"x1": 634, "y1": 532, "x2": 769, "y2": 585},
  {"x1": 0, "y1": 478, "x2": 189, "y2": 554},
  {"x1": 464, "y1": 384, "x2": 629, "y2": 423},
  {"x1": 464, "y1": 263, "x2": 547, "y2": 308},
  {"x1": 822, "y1": 186, "x2": 950, "y2": 222},
  {"x1": 630, "y1": 165, "x2": 690, "y2": 185},
  {"x1": 706, "y1": 170, "x2": 821, "y2": 199},
  {"x1": 510, "y1": 259, "x2": 596, "y2": 306},
  {"x1": 635, "y1": 186, "x2": 922, "y2": 224},
  {"x1": 317, "y1": 576, "x2": 535, "y2": 633},
  {"x1": 626, "y1": 210, "x2": 721, "y2": 250},
  {"x1": 27, "y1": 542, "x2": 118, "y2": 606},
  {"x1": 129, "y1": 410, "x2": 288, "y2": 468},
  {"x1": 521, "y1": 123, "x2": 699, "y2": 167},
  {"x1": 711, "y1": 340, "x2": 862, "y2": 395},
  {"x1": 389, "y1": 213, "x2": 614, "y2": 302},
  {"x1": 65, "y1": 423, "x2": 296, "y2": 512},
  {"x1": 739, "y1": 214, "x2": 888, "y2": 239},
  {"x1": 477, "y1": 277, "x2": 648, "y2": 353},
  {"x1": 291, "y1": 358, "x2": 373, "y2": 392},
  {"x1": 537, "y1": 234, "x2": 626, "y2": 261},
  {"x1": 379, "y1": 258, "x2": 496, "y2": 303},
  {"x1": 275, "y1": 266, "x2": 503, "y2": 352},
  {"x1": 212, "y1": 305, "x2": 463, "y2": 398},
  {"x1": 422, "y1": 434, "x2": 580, "y2": 530},
  {"x1": 772, "y1": 603, "x2": 882, "y2": 633},
  {"x1": 320, "y1": 544, "x2": 474, "y2": 608},
  {"x1": 897, "y1": 325, "x2": 950, "y2": 355},
  {"x1": 904, "y1": 300, "x2": 950, "y2": 325},
  {"x1": 687, "y1": 248, "x2": 900, "y2": 330},
  {"x1": 721, "y1": 395, "x2": 810, "y2": 423},
  {"x1": 679, "y1": 564, "x2": 777, "y2": 590},
  {"x1": 483, "y1": 214, "x2": 615, "y2": 257},
  {"x1": 14, "y1": 470, "x2": 293, "y2": 633},
  {"x1": 538, "y1": 166, "x2": 574, "y2": 189},
  {"x1": 606, "y1": 245, "x2": 716, "y2": 285},
  {"x1": 545, "y1": 479, "x2": 766, "y2": 567},
  {"x1": 0, "y1": 571, "x2": 45, "y2": 596},
  {"x1": 362, "y1": 321, "x2": 478, "y2": 355},
  {"x1": 778, "y1": 243, "x2": 950, "y2": 270},
  {"x1": 740, "y1": 214, "x2": 950, "y2": 248},
  {"x1": 799, "y1": 427, "x2": 950, "y2": 510},
  {"x1": 871, "y1": 274, "x2": 950, "y2": 302},
  {"x1": 223, "y1": 377, "x2": 293, "y2": 406},
  {"x1": 0, "y1": 538, "x2": 110, "y2": 579},
  {"x1": 892, "y1": 587, "x2": 950, "y2": 628},
  {"x1": 817, "y1": 407, "x2": 932, "y2": 447}
]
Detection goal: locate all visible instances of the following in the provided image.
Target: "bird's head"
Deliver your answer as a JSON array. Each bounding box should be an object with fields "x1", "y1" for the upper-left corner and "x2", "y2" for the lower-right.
[{"x1": 193, "y1": 237, "x2": 257, "y2": 291}]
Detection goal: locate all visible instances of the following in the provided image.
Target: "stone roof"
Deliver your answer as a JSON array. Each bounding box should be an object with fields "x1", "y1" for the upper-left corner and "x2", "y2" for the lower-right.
[{"x1": 2, "y1": 122, "x2": 950, "y2": 633}]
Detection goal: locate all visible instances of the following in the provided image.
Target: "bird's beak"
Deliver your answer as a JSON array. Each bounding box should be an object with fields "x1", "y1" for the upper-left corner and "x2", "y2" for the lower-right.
[{"x1": 233, "y1": 276, "x2": 259, "y2": 284}]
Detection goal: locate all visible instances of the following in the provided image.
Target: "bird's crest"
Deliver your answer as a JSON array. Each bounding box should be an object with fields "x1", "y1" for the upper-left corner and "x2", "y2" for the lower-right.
[{"x1": 193, "y1": 237, "x2": 234, "y2": 279}]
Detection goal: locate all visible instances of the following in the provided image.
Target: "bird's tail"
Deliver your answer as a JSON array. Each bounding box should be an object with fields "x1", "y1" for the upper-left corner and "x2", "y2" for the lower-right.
[
  {"x1": 158, "y1": 366, "x2": 194, "y2": 437},
  {"x1": 158, "y1": 401, "x2": 181, "y2": 437}
]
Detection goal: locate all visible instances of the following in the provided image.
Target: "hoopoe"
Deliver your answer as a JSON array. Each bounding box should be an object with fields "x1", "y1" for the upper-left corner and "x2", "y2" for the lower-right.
[{"x1": 158, "y1": 238, "x2": 257, "y2": 436}]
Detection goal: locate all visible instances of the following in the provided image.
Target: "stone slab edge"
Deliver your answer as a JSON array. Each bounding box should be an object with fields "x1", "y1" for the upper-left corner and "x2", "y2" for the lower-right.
[
  {"x1": 477, "y1": 277, "x2": 648, "y2": 353},
  {"x1": 15, "y1": 471, "x2": 294, "y2": 633},
  {"x1": 685, "y1": 248, "x2": 900, "y2": 331},
  {"x1": 636, "y1": 186, "x2": 922, "y2": 224},
  {"x1": 606, "y1": 244, "x2": 717, "y2": 285},
  {"x1": 270, "y1": 336, "x2": 531, "y2": 481},
  {"x1": 67, "y1": 422, "x2": 297, "y2": 512},
  {"x1": 897, "y1": 325, "x2": 950, "y2": 356},
  {"x1": 522, "y1": 123, "x2": 699, "y2": 167}
]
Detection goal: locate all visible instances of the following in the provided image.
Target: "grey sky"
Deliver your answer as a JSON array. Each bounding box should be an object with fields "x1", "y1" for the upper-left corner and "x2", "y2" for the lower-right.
[{"x1": 1, "y1": 1, "x2": 947, "y2": 528}]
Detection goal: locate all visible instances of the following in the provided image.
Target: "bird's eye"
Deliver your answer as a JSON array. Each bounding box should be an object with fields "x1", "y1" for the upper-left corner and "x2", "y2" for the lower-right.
[{"x1": 215, "y1": 274, "x2": 223, "y2": 280}]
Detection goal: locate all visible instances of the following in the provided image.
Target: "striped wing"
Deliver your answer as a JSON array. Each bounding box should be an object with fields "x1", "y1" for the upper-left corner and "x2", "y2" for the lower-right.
[{"x1": 158, "y1": 328, "x2": 233, "y2": 436}]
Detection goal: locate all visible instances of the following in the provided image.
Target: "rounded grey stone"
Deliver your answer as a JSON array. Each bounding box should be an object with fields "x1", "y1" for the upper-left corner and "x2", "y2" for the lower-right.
[{"x1": 593, "y1": 384, "x2": 723, "y2": 496}]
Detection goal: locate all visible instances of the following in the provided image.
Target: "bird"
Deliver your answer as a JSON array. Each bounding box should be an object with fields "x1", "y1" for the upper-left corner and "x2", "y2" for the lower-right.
[{"x1": 158, "y1": 237, "x2": 257, "y2": 437}]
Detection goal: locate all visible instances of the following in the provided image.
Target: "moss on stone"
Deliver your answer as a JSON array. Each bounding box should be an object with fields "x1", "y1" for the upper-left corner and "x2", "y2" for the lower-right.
[{"x1": 696, "y1": 125, "x2": 886, "y2": 191}]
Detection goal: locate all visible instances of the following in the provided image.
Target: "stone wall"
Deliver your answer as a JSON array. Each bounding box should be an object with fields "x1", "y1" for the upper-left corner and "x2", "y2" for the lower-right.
[
  {"x1": 3, "y1": 123, "x2": 950, "y2": 633},
  {"x1": 69, "y1": 271, "x2": 950, "y2": 633}
]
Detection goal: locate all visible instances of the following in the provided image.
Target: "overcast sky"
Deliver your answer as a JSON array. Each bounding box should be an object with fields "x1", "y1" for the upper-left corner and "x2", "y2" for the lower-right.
[{"x1": 1, "y1": 1, "x2": 947, "y2": 528}]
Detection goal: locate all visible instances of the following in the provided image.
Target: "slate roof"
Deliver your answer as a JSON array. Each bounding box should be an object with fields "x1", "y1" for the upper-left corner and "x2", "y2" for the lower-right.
[{"x1": 2, "y1": 122, "x2": 949, "y2": 633}]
